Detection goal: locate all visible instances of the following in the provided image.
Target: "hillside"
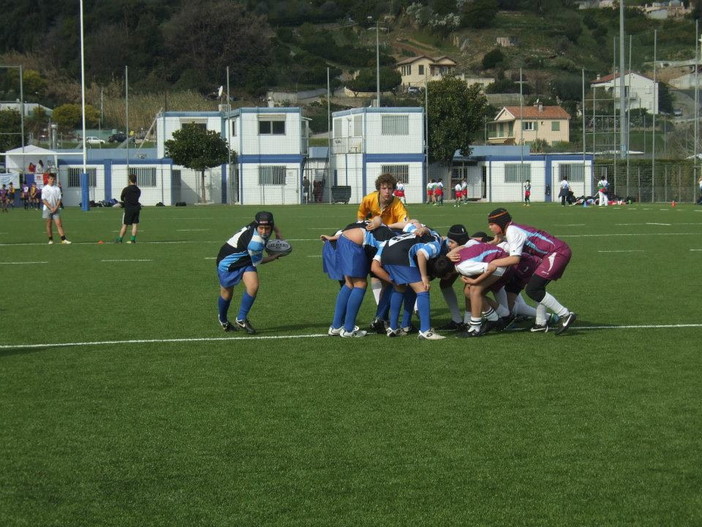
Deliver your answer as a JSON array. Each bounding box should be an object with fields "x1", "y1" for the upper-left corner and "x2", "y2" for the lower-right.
[{"x1": 0, "y1": 1, "x2": 698, "y2": 135}]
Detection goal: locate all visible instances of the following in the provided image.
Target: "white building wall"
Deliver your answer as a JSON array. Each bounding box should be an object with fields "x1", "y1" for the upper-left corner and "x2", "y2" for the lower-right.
[{"x1": 239, "y1": 163, "x2": 302, "y2": 205}]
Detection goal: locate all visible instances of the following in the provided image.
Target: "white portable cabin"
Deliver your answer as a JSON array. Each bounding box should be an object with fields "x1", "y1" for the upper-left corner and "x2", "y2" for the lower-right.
[
  {"x1": 331, "y1": 107, "x2": 425, "y2": 204},
  {"x1": 448, "y1": 146, "x2": 594, "y2": 203}
]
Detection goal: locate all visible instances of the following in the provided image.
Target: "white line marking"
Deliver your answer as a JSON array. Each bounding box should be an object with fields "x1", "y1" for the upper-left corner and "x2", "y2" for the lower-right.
[
  {"x1": 307, "y1": 255, "x2": 322, "y2": 258},
  {"x1": 646, "y1": 222, "x2": 672, "y2": 226},
  {"x1": 0, "y1": 261, "x2": 49, "y2": 265},
  {"x1": 3, "y1": 324, "x2": 702, "y2": 350},
  {"x1": 598, "y1": 250, "x2": 644, "y2": 253},
  {"x1": 691, "y1": 249, "x2": 702, "y2": 252},
  {"x1": 101, "y1": 259, "x2": 153, "y2": 262},
  {"x1": 177, "y1": 229, "x2": 209, "y2": 231}
]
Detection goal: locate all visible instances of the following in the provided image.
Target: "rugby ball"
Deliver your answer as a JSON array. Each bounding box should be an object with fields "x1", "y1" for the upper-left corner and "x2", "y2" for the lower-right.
[{"x1": 266, "y1": 238, "x2": 293, "y2": 256}]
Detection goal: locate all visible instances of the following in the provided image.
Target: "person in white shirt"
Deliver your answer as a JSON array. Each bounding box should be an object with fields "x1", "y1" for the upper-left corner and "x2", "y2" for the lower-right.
[
  {"x1": 454, "y1": 181, "x2": 462, "y2": 207},
  {"x1": 41, "y1": 174, "x2": 71, "y2": 244},
  {"x1": 460, "y1": 179, "x2": 468, "y2": 204},
  {"x1": 558, "y1": 177, "x2": 570, "y2": 207},
  {"x1": 596, "y1": 176, "x2": 609, "y2": 207}
]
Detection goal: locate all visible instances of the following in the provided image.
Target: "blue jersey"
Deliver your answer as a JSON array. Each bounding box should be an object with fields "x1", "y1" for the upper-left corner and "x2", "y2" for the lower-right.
[
  {"x1": 216, "y1": 225, "x2": 268, "y2": 272},
  {"x1": 379, "y1": 230, "x2": 442, "y2": 268}
]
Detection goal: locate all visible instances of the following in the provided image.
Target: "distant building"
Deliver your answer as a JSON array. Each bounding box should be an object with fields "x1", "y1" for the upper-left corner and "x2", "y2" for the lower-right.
[
  {"x1": 488, "y1": 103, "x2": 571, "y2": 146},
  {"x1": 0, "y1": 102, "x2": 53, "y2": 117},
  {"x1": 590, "y1": 71, "x2": 659, "y2": 115},
  {"x1": 396, "y1": 55, "x2": 457, "y2": 89}
]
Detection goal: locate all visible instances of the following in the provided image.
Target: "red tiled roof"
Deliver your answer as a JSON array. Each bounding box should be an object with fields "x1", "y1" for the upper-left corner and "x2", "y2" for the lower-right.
[{"x1": 501, "y1": 106, "x2": 571, "y2": 120}]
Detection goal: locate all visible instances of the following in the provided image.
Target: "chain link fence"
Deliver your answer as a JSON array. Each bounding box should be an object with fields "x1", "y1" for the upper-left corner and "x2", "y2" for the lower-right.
[{"x1": 594, "y1": 159, "x2": 700, "y2": 203}]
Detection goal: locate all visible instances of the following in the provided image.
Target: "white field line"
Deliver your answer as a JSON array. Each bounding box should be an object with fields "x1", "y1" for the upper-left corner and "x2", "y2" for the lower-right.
[
  {"x1": 691, "y1": 249, "x2": 702, "y2": 252},
  {"x1": 176, "y1": 228, "x2": 210, "y2": 231},
  {"x1": 646, "y1": 222, "x2": 672, "y2": 226},
  {"x1": 2, "y1": 232, "x2": 701, "y2": 248},
  {"x1": 598, "y1": 250, "x2": 644, "y2": 253},
  {"x1": 3, "y1": 324, "x2": 702, "y2": 350},
  {"x1": 0, "y1": 261, "x2": 48, "y2": 265},
  {"x1": 101, "y1": 259, "x2": 153, "y2": 262}
]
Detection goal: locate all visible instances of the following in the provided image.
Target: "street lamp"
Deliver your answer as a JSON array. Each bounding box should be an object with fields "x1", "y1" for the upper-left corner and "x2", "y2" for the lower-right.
[{"x1": 368, "y1": 16, "x2": 380, "y2": 107}]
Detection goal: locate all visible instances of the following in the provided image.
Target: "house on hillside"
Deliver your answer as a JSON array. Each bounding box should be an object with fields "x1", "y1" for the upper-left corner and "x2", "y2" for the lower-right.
[
  {"x1": 590, "y1": 71, "x2": 659, "y2": 115},
  {"x1": 487, "y1": 103, "x2": 571, "y2": 146},
  {"x1": 396, "y1": 55, "x2": 457, "y2": 89}
]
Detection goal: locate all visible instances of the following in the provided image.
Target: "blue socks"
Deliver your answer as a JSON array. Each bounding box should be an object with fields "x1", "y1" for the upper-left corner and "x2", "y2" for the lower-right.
[
  {"x1": 332, "y1": 285, "x2": 352, "y2": 329},
  {"x1": 402, "y1": 289, "x2": 417, "y2": 329},
  {"x1": 237, "y1": 292, "x2": 256, "y2": 321},
  {"x1": 344, "y1": 287, "x2": 366, "y2": 332},
  {"x1": 389, "y1": 288, "x2": 404, "y2": 330},
  {"x1": 218, "y1": 296, "x2": 232, "y2": 323},
  {"x1": 416, "y1": 291, "x2": 431, "y2": 332}
]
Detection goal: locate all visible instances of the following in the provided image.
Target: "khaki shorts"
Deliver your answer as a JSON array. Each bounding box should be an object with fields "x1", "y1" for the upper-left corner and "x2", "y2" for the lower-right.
[{"x1": 42, "y1": 208, "x2": 60, "y2": 220}]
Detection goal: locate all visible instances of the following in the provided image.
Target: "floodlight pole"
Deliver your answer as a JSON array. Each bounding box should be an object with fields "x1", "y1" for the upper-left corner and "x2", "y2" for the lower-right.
[{"x1": 79, "y1": 0, "x2": 90, "y2": 210}]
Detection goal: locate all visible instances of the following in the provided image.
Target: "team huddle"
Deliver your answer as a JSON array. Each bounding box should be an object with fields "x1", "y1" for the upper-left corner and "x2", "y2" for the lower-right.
[{"x1": 216, "y1": 173, "x2": 576, "y2": 339}]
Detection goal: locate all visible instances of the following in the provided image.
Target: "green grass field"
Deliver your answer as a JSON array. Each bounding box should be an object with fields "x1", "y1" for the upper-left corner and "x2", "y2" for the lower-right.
[{"x1": 1, "y1": 201, "x2": 701, "y2": 526}]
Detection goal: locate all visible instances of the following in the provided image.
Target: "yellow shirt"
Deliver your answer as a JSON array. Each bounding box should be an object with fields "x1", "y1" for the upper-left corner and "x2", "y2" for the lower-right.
[{"x1": 357, "y1": 191, "x2": 409, "y2": 226}]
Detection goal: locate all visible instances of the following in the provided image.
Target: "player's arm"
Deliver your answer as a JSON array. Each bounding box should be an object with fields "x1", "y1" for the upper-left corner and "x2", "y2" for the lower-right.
[
  {"x1": 416, "y1": 251, "x2": 431, "y2": 291},
  {"x1": 370, "y1": 258, "x2": 392, "y2": 284},
  {"x1": 487, "y1": 255, "x2": 519, "y2": 272},
  {"x1": 261, "y1": 253, "x2": 284, "y2": 264}
]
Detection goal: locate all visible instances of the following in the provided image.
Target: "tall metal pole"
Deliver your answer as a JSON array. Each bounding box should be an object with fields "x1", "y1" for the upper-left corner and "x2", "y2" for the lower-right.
[
  {"x1": 79, "y1": 0, "x2": 89, "y2": 211},
  {"x1": 652, "y1": 30, "x2": 657, "y2": 203},
  {"x1": 695, "y1": 21, "x2": 699, "y2": 173},
  {"x1": 19, "y1": 65, "x2": 25, "y2": 151},
  {"x1": 582, "y1": 68, "x2": 587, "y2": 194},
  {"x1": 619, "y1": 0, "x2": 626, "y2": 163},
  {"x1": 125, "y1": 65, "x2": 129, "y2": 176},
  {"x1": 376, "y1": 20, "x2": 380, "y2": 108}
]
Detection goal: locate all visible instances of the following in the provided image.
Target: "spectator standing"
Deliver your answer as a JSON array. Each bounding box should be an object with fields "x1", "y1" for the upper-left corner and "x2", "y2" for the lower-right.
[
  {"x1": 116, "y1": 174, "x2": 141, "y2": 244},
  {"x1": 302, "y1": 176, "x2": 310, "y2": 204},
  {"x1": 596, "y1": 175, "x2": 609, "y2": 207},
  {"x1": 558, "y1": 177, "x2": 570, "y2": 206},
  {"x1": 524, "y1": 180, "x2": 531, "y2": 206},
  {"x1": 41, "y1": 174, "x2": 71, "y2": 244}
]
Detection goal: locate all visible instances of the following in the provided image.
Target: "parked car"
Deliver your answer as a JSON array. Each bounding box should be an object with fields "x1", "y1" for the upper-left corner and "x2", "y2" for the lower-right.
[
  {"x1": 108, "y1": 132, "x2": 127, "y2": 143},
  {"x1": 85, "y1": 136, "x2": 105, "y2": 145},
  {"x1": 407, "y1": 86, "x2": 422, "y2": 95}
]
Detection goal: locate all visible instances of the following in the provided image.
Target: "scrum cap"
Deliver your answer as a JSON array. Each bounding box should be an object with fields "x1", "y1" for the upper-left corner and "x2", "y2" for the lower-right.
[
  {"x1": 487, "y1": 208, "x2": 512, "y2": 231},
  {"x1": 255, "y1": 211, "x2": 274, "y2": 227},
  {"x1": 446, "y1": 224, "x2": 469, "y2": 246}
]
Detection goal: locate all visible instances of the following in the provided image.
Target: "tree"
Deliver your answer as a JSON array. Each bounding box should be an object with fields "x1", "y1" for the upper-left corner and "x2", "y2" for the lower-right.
[
  {"x1": 460, "y1": 0, "x2": 499, "y2": 29},
  {"x1": 346, "y1": 67, "x2": 401, "y2": 95},
  {"x1": 426, "y1": 77, "x2": 490, "y2": 165},
  {"x1": 52, "y1": 103, "x2": 100, "y2": 133},
  {"x1": 165, "y1": 125, "x2": 230, "y2": 203},
  {"x1": 0, "y1": 109, "x2": 23, "y2": 152},
  {"x1": 163, "y1": 1, "x2": 274, "y2": 92}
]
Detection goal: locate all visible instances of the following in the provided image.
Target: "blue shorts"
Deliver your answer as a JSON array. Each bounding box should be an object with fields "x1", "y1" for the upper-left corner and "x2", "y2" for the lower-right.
[
  {"x1": 218, "y1": 264, "x2": 256, "y2": 288},
  {"x1": 337, "y1": 234, "x2": 369, "y2": 278},
  {"x1": 385, "y1": 264, "x2": 421, "y2": 285},
  {"x1": 322, "y1": 240, "x2": 343, "y2": 281}
]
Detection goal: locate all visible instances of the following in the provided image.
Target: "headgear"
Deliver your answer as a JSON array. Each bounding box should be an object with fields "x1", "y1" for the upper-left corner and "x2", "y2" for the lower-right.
[
  {"x1": 255, "y1": 211, "x2": 274, "y2": 227},
  {"x1": 487, "y1": 208, "x2": 512, "y2": 232},
  {"x1": 446, "y1": 224, "x2": 469, "y2": 246}
]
